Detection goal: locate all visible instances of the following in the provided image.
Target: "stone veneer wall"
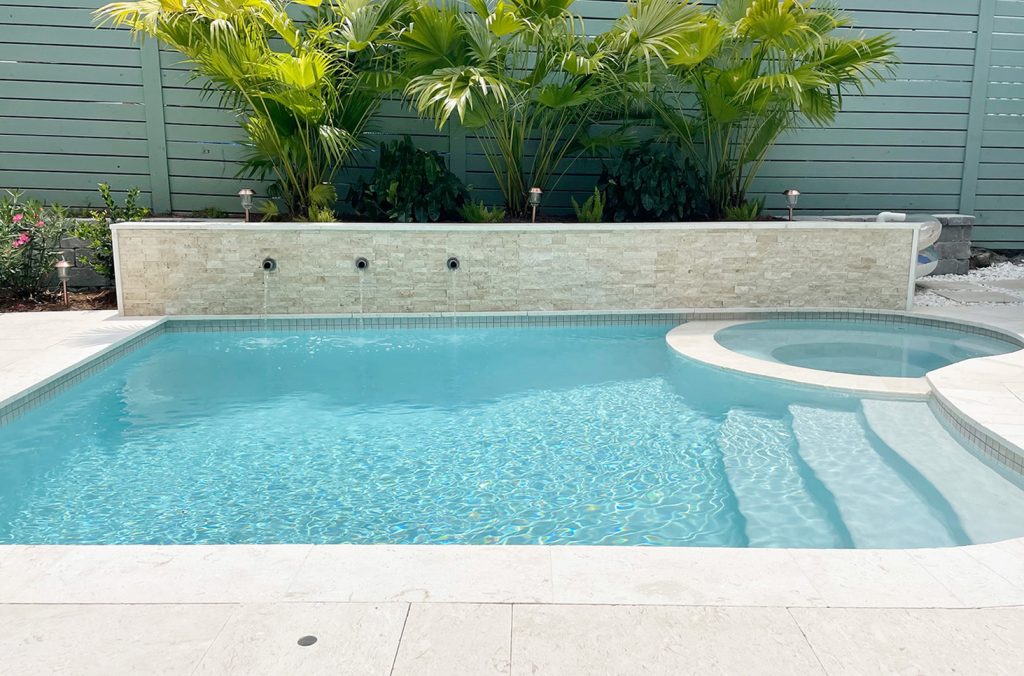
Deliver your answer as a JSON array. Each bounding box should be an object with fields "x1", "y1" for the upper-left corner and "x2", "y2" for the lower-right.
[{"x1": 112, "y1": 223, "x2": 916, "y2": 316}]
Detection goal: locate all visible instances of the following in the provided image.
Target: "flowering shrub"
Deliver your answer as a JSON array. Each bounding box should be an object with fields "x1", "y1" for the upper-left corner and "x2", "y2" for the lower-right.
[
  {"x1": 0, "y1": 191, "x2": 71, "y2": 299},
  {"x1": 74, "y1": 183, "x2": 149, "y2": 281}
]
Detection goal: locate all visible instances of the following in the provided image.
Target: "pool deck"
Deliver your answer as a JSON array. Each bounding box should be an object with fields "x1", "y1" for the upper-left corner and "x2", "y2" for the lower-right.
[{"x1": 1, "y1": 308, "x2": 1024, "y2": 674}]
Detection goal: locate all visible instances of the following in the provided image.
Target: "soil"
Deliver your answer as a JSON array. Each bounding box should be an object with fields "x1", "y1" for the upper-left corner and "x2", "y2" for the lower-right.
[{"x1": 0, "y1": 289, "x2": 118, "y2": 313}]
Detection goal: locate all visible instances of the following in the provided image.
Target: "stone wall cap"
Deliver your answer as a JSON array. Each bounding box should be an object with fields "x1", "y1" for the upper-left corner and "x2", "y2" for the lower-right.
[
  {"x1": 110, "y1": 219, "x2": 921, "y2": 233},
  {"x1": 932, "y1": 214, "x2": 976, "y2": 226}
]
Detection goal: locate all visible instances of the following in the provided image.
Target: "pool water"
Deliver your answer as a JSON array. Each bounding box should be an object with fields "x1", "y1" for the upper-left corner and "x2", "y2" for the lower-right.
[
  {"x1": 715, "y1": 319, "x2": 1019, "y2": 377},
  {"x1": 1, "y1": 325, "x2": 1023, "y2": 548}
]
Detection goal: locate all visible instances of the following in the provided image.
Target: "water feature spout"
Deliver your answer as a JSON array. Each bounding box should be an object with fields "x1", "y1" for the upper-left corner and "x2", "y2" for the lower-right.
[
  {"x1": 356, "y1": 259, "x2": 368, "y2": 329},
  {"x1": 261, "y1": 257, "x2": 277, "y2": 272},
  {"x1": 446, "y1": 257, "x2": 461, "y2": 327}
]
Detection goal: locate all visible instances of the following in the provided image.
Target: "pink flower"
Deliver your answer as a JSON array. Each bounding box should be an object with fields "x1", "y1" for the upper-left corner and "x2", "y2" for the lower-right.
[
  {"x1": 12, "y1": 213, "x2": 23, "y2": 224},
  {"x1": 12, "y1": 231, "x2": 30, "y2": 249},
  {"x1": 35, "y1": 220, "x2": 44, "y2": 228}
]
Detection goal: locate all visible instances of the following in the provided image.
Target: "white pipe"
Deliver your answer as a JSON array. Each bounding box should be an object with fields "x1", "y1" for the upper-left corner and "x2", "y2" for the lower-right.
[{"x1": 876, "y1": 211, "x2": 907, "y2": 223}]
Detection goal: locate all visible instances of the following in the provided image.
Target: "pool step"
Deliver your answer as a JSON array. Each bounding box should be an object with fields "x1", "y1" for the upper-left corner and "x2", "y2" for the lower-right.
[
  {"x1": 789, "y1": 405, "x2": 956, "y2": 548},
  {"x1": 717, "y1": 410, "x2": 844, "y2": 548},
  {"x1": 861, "y1": 399, "x2": 1024, "y2": 544}
]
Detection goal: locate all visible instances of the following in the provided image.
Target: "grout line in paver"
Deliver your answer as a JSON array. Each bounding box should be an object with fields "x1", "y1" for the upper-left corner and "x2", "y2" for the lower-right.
[
  {"x1": 3, "y1": 601, "x2": 1022, "y2": 611},
  {"x1": 785, "y1": 607, "x2": 830, "y2": 676},
  {"x1": 388, "y1": 602, "x2": 412, "y2": 676},
  {"x1": 963, "y1": 550, "x2": 1024, "y2": 592},
  {"x1": 187, "y1": 602, "x2": 241, "y2": 676},
  {"x1": 913, "y1": 560, "x2": 978, "y2": 608},
  {"x1": 280, "y1": 545, "x2": 315, "y2": 597},
  {"x1": 508, "y1": 604, "x2": 515, "y2": 676}
]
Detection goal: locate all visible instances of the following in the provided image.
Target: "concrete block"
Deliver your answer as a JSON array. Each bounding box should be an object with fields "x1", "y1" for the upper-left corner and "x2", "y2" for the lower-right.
[
  {"x1": 933, "y1": 214, "x2": 976, "y2": 227},
  {"x1": 930, "y1": 259, "x2": 969, "y2": 276},
  {"x1": 937, "y1": 225, "x2": 971, "y2": 243},
  {"x1": 68, "y1": 266, "x2": 112, "y2": 288},
  {"x1": 934, "y1": 242, "x2": 971, "y2": 260},
  {"x1": 60, "y1": 237, "x2": 91, "y2": 249}
]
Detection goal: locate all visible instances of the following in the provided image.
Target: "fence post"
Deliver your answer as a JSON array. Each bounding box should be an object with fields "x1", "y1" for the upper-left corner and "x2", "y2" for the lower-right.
[
  {"x1": 140, "y1": 39, "x2": 172, "y2": 215},
  {"x1": 959, "y1": 3, "x2": 996, "y2": 216},
  {"x1": 448, "y1": 120, "x2": 467, "y2": 184}
]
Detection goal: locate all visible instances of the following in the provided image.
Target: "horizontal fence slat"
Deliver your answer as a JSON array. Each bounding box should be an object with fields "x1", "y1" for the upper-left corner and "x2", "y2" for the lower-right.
[{"x1": 2, "y1": 0, "x2": 1023, "y2": 244}]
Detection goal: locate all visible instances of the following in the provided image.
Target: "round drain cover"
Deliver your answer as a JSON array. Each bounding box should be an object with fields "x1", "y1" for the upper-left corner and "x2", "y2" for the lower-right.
[{"x1": 297, "y1": 635, "x2": 318, "y2": 647}]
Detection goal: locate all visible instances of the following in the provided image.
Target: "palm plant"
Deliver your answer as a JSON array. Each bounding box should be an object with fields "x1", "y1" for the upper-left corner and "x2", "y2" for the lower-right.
[
  {"x1": 398, "y1": 0, "x2": 626, "y2": 218},
  {"x1": 97, "y1": 0, "x2": 411, "y2": 219},
  {"x1": 618, "y1": 0, "x2": 897, "y2": 218}
]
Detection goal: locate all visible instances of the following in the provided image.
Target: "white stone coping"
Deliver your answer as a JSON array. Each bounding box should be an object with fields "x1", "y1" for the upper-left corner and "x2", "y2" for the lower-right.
[
  {"x1": 2, "y1": 307, "x2": 1024, "y2": 611},
  {"x1": 110, "y1": 219, "x2": 922, "y2": 232},
  {"x1": 0, "y1": 313, "x2": 165, "y2": 417},
  {"x1": 1, "y1": 540, "x2": 1022, "y2": 608},
  {"x1": 666, "y1": 320, "x2": 932, "y2": 398}
]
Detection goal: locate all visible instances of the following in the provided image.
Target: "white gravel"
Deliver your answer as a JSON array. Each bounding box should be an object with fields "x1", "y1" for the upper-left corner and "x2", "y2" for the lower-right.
[{"x1": 914, "y1": 261, "x2": 1024, "y2": 307}]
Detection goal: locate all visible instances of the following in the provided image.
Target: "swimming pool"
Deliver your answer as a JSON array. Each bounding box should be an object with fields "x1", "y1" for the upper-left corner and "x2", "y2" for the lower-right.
[
  {"x1": 1, "y1": 324, "x2": 1022, "y2": 548},
  {"x1": 714, "y1": 319, "x2": 1019, "y2": 378}
]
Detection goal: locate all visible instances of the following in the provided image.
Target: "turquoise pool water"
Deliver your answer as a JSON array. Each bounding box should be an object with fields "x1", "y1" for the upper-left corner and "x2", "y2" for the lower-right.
[
  {"x1": 1, "y1": 325, "x2": 1023, "y2": 548},
  {"x1": 715, "y1": 319, "x2": 1018, "y2": 378}
]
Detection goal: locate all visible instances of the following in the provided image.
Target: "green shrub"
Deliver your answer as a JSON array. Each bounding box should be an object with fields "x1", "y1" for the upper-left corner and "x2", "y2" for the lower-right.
[
  {"x1": 348, "y1": 137, "x2": 468, "y2": 222},
  {"x1": 99, "y1": 0, "x2": 412, "y2": 219},
  {"x1": 724, "y1": 198, "x2": 765, "y2": 222},
  {"x1": 193, "y1": 206, "x2": 228, "y2": 219},
  {"x1": 399, "y1": 0, "x2": 627, "y2": 218},
  {"x1": 599, "y1": 144, "x2": 708, "y2": 222},
  {"x1": 460, "y1": 200, "x2": 505, "y2": 223},
  {"x1": 74, "y1": 183, "x2": 148, "y2": 282},
  {"x1": 0, "y1": 191, "x2": 71, "y2": 299},
  {"x1": 572, "y1": 188, "x2": 606, "y2": 223},
  {"x1": 626, "y1": 0, "x2": 896, "y2": 217}
]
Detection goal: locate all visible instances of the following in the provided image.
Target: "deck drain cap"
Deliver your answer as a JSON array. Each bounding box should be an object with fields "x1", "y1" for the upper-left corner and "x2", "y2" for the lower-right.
[{"x1": 297, "y1": 635, "x2": 318, "y2": 647}]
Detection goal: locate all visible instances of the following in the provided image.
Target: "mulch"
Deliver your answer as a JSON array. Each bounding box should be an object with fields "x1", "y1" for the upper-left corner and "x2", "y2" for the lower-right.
[{"x1": 0, "y1": 289, "x2": 118, "y2": 313}]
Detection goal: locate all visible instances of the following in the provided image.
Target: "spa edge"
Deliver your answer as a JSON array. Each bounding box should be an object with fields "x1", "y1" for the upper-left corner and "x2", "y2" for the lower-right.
[{"x1": 110, "y1": 221, "x2": 920, "y2": 316}]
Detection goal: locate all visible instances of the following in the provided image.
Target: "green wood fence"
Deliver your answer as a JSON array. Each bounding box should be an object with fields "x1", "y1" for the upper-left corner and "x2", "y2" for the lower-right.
[{"x1": 2, "y1": 0, "x2": 1022, "y2": 246}]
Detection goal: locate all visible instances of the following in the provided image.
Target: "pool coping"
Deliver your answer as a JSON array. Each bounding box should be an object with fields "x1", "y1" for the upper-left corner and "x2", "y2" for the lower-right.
[
  {"x1": 666, "y1": 313, "x2": 1024, "y2": 399},
  {"x1": 667, "y1": 321, "x2": 933, "y2": 399},
  {"x1": 1, "y1": 308, "x2": 1024, "y2": 610}
]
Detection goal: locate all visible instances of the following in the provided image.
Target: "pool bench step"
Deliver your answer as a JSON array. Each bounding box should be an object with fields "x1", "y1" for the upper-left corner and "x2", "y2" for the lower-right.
[
  {"x1": 789, "y1": 405, "x2": 956, "y2": 549},
  {"x1": 718, "y1": 409, "x2": 844, "y2": 548}
]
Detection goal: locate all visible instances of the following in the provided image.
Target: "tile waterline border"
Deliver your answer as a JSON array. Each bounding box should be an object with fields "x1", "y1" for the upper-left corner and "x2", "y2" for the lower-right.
[{"x1": 0, "y1": 320, "x2": 166, "y2": 427}]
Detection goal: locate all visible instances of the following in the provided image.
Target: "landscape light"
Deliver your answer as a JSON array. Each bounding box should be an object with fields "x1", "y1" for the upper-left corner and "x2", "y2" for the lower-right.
[
  {"x1": 238, "y1": 188, "x2": 255, "y2": 222},
  {"x1": 54, "y1": 257, "x2": 72, "y2": 306},
  {"x1": 783, "y1": 188, "x2": 800, "y2": 221},
  {"x1": 528, "y1": 187, "x2": 543, "y2": 223}
]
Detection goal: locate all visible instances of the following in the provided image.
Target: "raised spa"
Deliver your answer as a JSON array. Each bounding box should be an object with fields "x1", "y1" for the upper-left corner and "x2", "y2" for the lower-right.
[
  {"x1": 2, "y1": 323, "x2": 1022, "y2": 549},
  {"x1": 714, "y1": 319, "x2": 1020, "y2": 378}
]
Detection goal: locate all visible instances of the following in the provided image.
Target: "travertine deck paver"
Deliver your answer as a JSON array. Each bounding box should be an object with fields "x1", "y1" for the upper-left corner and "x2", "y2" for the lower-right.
[
  {"x1": 2, "y1": 602, "x2": 1021, "y2": 675},
  {"x1": 0, "y1": 310, "x2": 161, "y2": 408},
  {"x1": 916, "y1": 279, "x2": 981, "y2": 291},
  {"x1": 194, "y1": 602, "x2": 408, "y2": 675},
  {"x1": 392, "y1": 604, "x2": 511, "y2": 675},
  {"x1": 1, "y1": 308, "x2": 1024, "y2": 674},
  {"x1": 933, "y1": 289, "x2": 1020, "y2": 303}
]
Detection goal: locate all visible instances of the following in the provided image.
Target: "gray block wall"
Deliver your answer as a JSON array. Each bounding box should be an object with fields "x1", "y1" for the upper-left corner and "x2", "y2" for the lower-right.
[
  {"x1": 59, "y1": 237, "x2": 111, "y2": 288},
  {"x1": 931, "y1": 215, "x2": 974, "y2": 276}
]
